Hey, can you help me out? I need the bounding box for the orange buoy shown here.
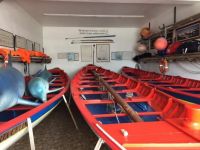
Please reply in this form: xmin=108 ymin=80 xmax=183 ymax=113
xmin=154 ymin=37 xmax=168 ymax=51
xmin=140 ymin=27 xmax=151 ymax=39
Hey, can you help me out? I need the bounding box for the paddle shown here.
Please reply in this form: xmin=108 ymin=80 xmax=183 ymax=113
xmin=91 ymin=70 xmax=143 ymax=122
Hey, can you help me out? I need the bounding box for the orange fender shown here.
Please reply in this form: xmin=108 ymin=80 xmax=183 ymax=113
xmin=159 ymin=58 xmax=168 ymax=74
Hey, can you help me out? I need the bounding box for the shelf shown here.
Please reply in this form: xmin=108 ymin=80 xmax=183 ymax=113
xmin=140 ymin=52 xmax=200 ymax=63
xmin=30 ymin=56 xmax=51 ymax=63
xmin=138 ymin=13 xmax=200 ymax=44
xmin=172 ymin=13 xmax=200 ymax=30
xmin=0 ymin=56 xmax=52 ymax=64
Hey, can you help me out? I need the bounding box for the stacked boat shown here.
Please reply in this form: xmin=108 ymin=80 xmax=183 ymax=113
xmin=0 ymin=68 xmax=70 ymax=149
xmin=122 ymin=66 xmax=200 ymax=105
xmin=71 ymin=65 xmax=200 ymax=150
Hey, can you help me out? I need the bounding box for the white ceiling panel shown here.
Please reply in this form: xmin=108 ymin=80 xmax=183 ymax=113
xmin=16 ymin=0 xmax=200 ymax=27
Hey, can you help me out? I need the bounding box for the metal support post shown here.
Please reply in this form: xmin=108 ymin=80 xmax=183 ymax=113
xmin=94 ymin=138 xmax=104 ymax=150
xmin=27 ymin=118 xmax=35 ymax=150
xmin=62 ymin=95 xmax=79 ymax=130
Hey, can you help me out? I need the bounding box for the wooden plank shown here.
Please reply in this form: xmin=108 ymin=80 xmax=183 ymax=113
xmin=91 ymin=70 xmax=143 ymax=122
xmin=0 ymin=55 xmax=51 ymax=63
xmin=140 ymin=52 xmax=200 ymax=63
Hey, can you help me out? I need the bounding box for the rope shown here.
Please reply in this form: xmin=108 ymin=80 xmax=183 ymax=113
xmin=111 ymin=98 xmax=120 ymax=124
xmin=109 ymin=92 xmax=120 ymax=124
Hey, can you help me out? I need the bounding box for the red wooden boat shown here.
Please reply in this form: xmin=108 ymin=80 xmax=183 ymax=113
xmin=122 ymin=66 xmax=200 ymax=105
xmin=0 ymin=68 xmax=70 ymax=149
xmin=71 ymin=65 xmax=200 ymax=150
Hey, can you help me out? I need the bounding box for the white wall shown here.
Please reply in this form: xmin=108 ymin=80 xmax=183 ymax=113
xmin=43 ymin=27 xmax=138 ymax=77
xmin=0 ymin=0 xmax=44 ymax=74
xmin=141 ymin=3 xmax=200 ymax=80
xmin=0 ymin=0 xmax=43 ymax=44
xmin=143 ymin=4 xmax=200 ymax=31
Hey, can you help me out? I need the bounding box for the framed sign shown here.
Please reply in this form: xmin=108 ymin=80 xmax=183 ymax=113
xmin=111 ymin=51 xmax=132 ymax=60
xmin=16 ymin=35 xmax=26 ymax=49
xmin=34 ymin=42 xmax=40 ymax=51
xmin=67 ymin=52 xmax=79 ymax=61
xmin=111 ymin=51 xmax=123 ymax=60
xmin=26 ymin=39 xmax=33 ymax=50
xmin=57 ymin=52 xmax=67 ymax=59
xmin=96 ymin=44 xmax=110 ymax=62
xmin=81 ymin=45 xmax=93 ymax=62
xmin=0 ymin=29 xmax=14 ymax=48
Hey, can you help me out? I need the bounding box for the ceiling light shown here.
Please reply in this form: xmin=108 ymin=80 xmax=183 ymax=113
xmin=43 ymin=13 xmax=145 ymax=18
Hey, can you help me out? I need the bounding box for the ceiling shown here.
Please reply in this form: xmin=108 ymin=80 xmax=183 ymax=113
xmin=16 ymin=0 xmax=200 ymax=27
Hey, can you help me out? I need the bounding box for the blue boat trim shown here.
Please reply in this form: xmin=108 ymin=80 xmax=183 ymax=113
xmin=31 ymin=98 xmax=61 ymax=122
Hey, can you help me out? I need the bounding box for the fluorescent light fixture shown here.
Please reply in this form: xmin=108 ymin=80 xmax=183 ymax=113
xmin=43 ymin=13 xmax=144 ymax=18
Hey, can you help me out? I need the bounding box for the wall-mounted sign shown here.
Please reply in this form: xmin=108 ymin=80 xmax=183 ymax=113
xmin=111 ymin=51 xmax=132 ymax=60
xmin=34 ymin=42 xmax=40 ymax=51
xmin=26 ymin=39 xmax=33 ymax=50
xmin=57 ymin=52 xmax=67 ymax=59
xmin=0 ymin=29 xmax=14 ymax=48
xmin=67 ymin=52 xmax=79 ymax=61
xmin=81 ymin=45 xmax=93 ymax=62
xmin=111 ymin=52 xmax=123 ymax=60
xmin=96 ymin=44 xmax=110 ymax=62
xmin=16 ymin=35 xmax=26 ymax=49
xmin=79 ymin=29 xmax=108 ymax=35
xmin=71 ymin=39 xmax=114 ymax=44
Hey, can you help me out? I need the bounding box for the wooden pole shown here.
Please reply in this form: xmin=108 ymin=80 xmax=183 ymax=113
xmin=66 ymin=35 xmax=116 ymax=40
xmin=173 ymin=6 xmax=177 ymax=42
xmin=91 ymin=70 xmax=143 ymax=122
xmin=174 ymin=6 xmax=177 ymax=25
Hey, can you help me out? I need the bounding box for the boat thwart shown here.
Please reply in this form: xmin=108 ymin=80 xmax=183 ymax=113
xmin=71 ymin=65 xmax=200 ymax=150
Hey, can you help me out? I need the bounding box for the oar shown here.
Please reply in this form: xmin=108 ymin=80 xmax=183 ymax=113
xmin=91 ymin=70 xmax=143 ymax=122
xmin=65 ymin=35 xmax=116 ymax=40
xmin=71 ymin=41 xmax=114 ymax=44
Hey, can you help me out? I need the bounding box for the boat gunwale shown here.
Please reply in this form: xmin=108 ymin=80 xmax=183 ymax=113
xmin=71 ymin=65 xmax=200 ymax=150
xmin=121 ymin=66 xmax=200 ymax=103
xmin=0 ymin=68 xmax=70 ymax=135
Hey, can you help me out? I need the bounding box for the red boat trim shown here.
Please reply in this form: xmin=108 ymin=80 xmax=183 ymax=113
xmin=71 ymin=65 xmax=200 ymax=150
xmin=0 ymin=68 xmax=70 ymax=137
xmin=95 ymin=123 xmax=126 ymax=150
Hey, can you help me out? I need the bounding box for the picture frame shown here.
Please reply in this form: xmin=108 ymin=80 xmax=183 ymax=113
xmin=111 ymin=51 xmax=132 ymax=60
xmin=96 ymin=44 xmax=110 ymax=62
xmin=57 ymin=52 xmax=67 ymax=59
xmin=26 ymin=39 xmax=33 ymax=50
xmin=111 ymin=52 xmax=123 ymax=60
xmin=67 ymin=52 xmax=79 ymax=61
xmin=74 ymin=53 xmax=79 ymax=61
xmin=34 ymin=42 xmax=40 ymax=51
xmin=81 ymin=45 xmax=93 ymax=62
xmin=15 ymin=35 xmax=26 ymax=49
xmin=0 ymin=29 xmax=14 ymax=48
